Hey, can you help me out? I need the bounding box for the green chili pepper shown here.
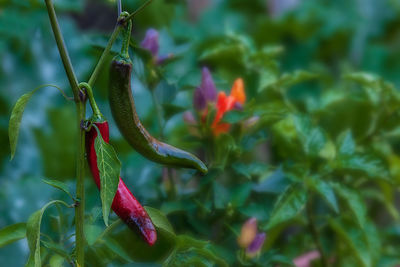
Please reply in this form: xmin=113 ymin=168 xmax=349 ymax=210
xmin=108 ymin=20 xmax=207 ymax=174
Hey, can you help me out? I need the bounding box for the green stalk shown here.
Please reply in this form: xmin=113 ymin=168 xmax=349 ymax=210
xmin=88 ymin=26 xmax=122 ymax=87
xmin=44 ymin=0 xmax=86 ymax=265
xmin=120 ymin=19 xmax=132 ymax=59
xmin=79 ymin=82 xmax=102 ymax=118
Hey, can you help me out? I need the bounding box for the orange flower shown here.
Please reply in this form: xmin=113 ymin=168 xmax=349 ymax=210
xmin=211 ymin=78 xmax=246 ymax=136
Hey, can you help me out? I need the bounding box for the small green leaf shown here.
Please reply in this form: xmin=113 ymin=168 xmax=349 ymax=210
xmin=332 ymin=184 xmax=366 ymax=228
xmin=266 ymin=185 xmax=307 ymax=229
xmin=0 ymin=223 xmax=26 ymax=248
xmin=9 ymin=85 xmax=71 ymax=160
xmin=26 ymin=200 xmax=69 ymax=267
xmin=42 ymin=179 xmax=74 ymax=200
xmin=94 ymin=132 xmax=121 ymax=226
xmin=144 ymin=206 xmax=175 ymax=236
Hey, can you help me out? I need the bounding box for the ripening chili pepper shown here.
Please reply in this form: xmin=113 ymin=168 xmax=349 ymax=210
xmin=108 ymin=20 xmax=208 ymax=174
xmin=81 ymin=82 xmax=157 ymax=246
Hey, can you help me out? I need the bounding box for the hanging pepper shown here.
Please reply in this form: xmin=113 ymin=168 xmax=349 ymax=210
xmin=81 ymin=82 xmax=157 ymax=246
xmin=108 ymin=19 xmax=208 ymax=174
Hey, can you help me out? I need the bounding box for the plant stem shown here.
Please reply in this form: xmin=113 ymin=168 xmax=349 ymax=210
xmin=44 ymin=0 xmax=86 ymax=265
xmin=306 ymin=198 xmax=328 ymax=267
xmin=44 ymin=0 xmax=80 ymax=100
xmin=88 ymin=25 xmax=122 ymax=87
xmin=125 ymin=0 xmax=154 ymax=21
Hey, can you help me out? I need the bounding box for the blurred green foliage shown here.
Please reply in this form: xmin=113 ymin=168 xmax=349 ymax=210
xmin=2 ymin=0 xmax=400 ymax=266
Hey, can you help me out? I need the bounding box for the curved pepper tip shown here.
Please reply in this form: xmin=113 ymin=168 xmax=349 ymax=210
xmin=197 ymin=161 xmax=208 ymax=175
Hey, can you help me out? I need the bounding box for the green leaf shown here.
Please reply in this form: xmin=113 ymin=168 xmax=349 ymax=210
xmin=9 ymin=84 xmax=70 ymax=160
xmin=329 ymin=218 xmax=379 ymax=267
xmin=307 ymin=177 xmax=339 ymax=213
xmin=26 ymin=200 xmax=69 ymax=267
xmin=334 ymin=153 xmax=389 ymax=180
xmin=162 ymin=103 xmax=187 ymax=120
xmin=279 ymin=70 xmax=318 ymax=88
xmin=144 ymin=206 xmax=175 ymax=236
xmin=96 ymin=219 xmax=176 ymax=263
xmin=222 ymin=111 xmax=248 ymax=124
xmin=84 ymin=224 xmax=103 ymax=246
xmin=337 ymin=130 xmax=355 ymax=156
xmin=94 ymin=132 xmax=121 ymax=226
xmin=332 ymin=184 xmax=366 ymax=228
xmin=266 ymin=185 xmax=307 ymax=229
xmin=294 ymin=115 xmax=327 ymax=157
xmin=42 ymin=179 xmax=74 ymax=200
xmin=0 ymin=223 xmax=26 ymax=248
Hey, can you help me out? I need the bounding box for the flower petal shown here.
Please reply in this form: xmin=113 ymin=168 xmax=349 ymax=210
xmin=141 ymin=28 xmax=159 ymax=58
xmin=230 ymin=78 xmax=246 ymax=104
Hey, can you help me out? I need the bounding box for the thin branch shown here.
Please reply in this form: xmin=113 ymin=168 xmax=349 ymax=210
xmin=44 ymin=0 xmax=80 ymax=101
xmin=44 ymin=1 xmax=86 ymax=266
xmin=88 ymin=26 xmax=122 ymax=87
xmin=125 ymin=0 xmax=154 ymax=21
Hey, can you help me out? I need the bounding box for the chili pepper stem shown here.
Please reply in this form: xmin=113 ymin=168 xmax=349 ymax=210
xmin=121 ymin=19 xmax=132 ymax=59
xmin=44 ymin=0 xmax=86 ymax=265
xmin=79 ymin=82 xmax=103 ymax=119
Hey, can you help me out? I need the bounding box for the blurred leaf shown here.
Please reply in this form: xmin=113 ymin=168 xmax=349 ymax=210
xmin=8 ymin=84 xmax=69 ymax=160
xmin=329 ymin=218 xmax=380 ymax=267
xmin=266 ymin=185 xmax=307 ymax=229
xmin=233 ymin=162 xmax=269 ymax=179
xmin=332 ymin=184 xmax=366 ymax=228
xmin=294 ymin=115 xmax=327 ymax=157
xmin=279 ymin=70 xmax=318 ymax=88
xmin=84 ymin=224 xmax=103 ymax=246
xmin=48 ymin=254 xmax=65 ymax=267
xmin=145 ymin=206 xmax=175 ymax=236
xmin=213 ymin=181 xmax=230 ymax=209
xmin=337 ymin=129 xmax=356 ymax=156
xmin=42 ymin=179 xmax=73 ymax=201
xmin=334 ymin=153 xmax=389 ymax=181
xmin=26 ymin=200 xmax=69 ymax=267
xmin=94 ymin=131 xmax=121 ymax=226
xmin=95 ymin=219 xmax=176 ymax=263
xmin=162 ymin=103 xmax=187 ymax=120
xmin=306 ymin=177 xmax=339 ymax=213
xmin=253 ymin=167 xmax=290 ymax=194
xmin=0 ymin=223 xmax=26 ymax=248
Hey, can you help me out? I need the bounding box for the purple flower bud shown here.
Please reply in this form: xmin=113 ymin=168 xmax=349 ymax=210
xmin=200 ymin=67 xmax=217 ymax=103
xmin=193 ymin=87 xmax=207 ymax=111
xmin=141 ymin=28 xmax=159 ymax=59
xmin=246 ymin=232 xmax=266 ymax=256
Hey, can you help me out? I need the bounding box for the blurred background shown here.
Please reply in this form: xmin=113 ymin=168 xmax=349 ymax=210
xmin=2 ymin=0 xmax=400 ymax=266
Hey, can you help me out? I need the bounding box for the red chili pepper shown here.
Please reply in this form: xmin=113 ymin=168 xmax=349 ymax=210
xmin=85 ymin=119 xmax=157 ymax=246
